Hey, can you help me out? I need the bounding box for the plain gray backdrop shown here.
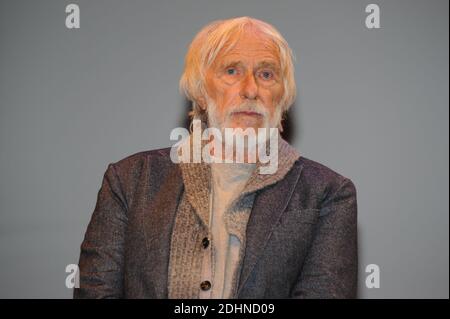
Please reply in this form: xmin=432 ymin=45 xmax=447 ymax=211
xmin=0 ymin=0 xmax=448 ymax=298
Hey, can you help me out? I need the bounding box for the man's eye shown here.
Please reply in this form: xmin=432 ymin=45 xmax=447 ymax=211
xmin=260 ymin=70 xmax=273 ymax=80
xmin=226 ymin=68 xmax=237 ymax=75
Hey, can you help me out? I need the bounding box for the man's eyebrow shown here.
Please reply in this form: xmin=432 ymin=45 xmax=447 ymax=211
xmin=256 ymin=61 xmax=280 ymax=70
xmin=219 ymin=60 xmax=280 ymax=70
xmin=220 ymin=60 xmax=243 ymax=68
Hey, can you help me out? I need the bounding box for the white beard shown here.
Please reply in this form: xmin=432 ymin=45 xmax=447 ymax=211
xmin=203 ymin=96 xmax=282 ymax=163
xmin=205 ymin=95 xmax=282 ymax=144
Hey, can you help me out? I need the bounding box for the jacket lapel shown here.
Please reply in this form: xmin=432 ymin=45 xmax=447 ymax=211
xmin=142 ymin=159 xmax=184 ymax=299
xmin=236 ymin=159 xmax=304 ymax=296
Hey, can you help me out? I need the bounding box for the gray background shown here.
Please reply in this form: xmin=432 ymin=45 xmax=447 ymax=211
xmin=0 ymin=0 xmax=448 ymax=298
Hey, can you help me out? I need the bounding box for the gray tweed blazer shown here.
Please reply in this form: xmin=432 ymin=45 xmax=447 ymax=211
xmin=74 ymin=145 xmax=358 ymax=299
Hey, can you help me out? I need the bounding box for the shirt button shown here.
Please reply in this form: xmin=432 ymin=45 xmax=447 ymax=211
xmin=201 ymin=237 xmax=210 ymax=249
xmin=200 ymin=280 xmax=211 ymax=291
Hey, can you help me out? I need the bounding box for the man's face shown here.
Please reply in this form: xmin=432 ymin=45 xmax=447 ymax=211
xmin=203 ymin=30 xmax=284 ymax=134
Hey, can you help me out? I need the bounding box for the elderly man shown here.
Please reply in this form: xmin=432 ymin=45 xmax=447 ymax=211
xmin=74 ymin=16 xmax=358 ymax=299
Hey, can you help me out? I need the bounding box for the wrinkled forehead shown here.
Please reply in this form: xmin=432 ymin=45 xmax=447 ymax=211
xmin=210 ymin=27 xmax=281 ymax=67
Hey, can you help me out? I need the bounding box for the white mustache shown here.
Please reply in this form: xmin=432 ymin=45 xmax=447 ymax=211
xmin=227 ymin=103 xmax=268 ymax=118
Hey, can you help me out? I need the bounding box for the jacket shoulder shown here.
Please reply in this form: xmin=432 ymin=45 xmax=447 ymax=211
xmin=115 ymin=146 xmax=171 ymax=163
xmin=110 ymin=146 xmax=174 ymax=172
xmin=101 ymin=147 xmax=177 ymax=204
xmin=297 ymin=156 xmax=352 ymax=183
xmin=294 ymin=156 xmax=356 ymax=208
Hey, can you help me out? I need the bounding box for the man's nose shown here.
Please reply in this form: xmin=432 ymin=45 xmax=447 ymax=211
xmin=240 ymin=73 xmax=258 ymax=100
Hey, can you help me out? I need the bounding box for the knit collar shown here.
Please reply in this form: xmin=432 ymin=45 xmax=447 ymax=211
xmin=178 ymin=131 xmax=301 ymax=230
